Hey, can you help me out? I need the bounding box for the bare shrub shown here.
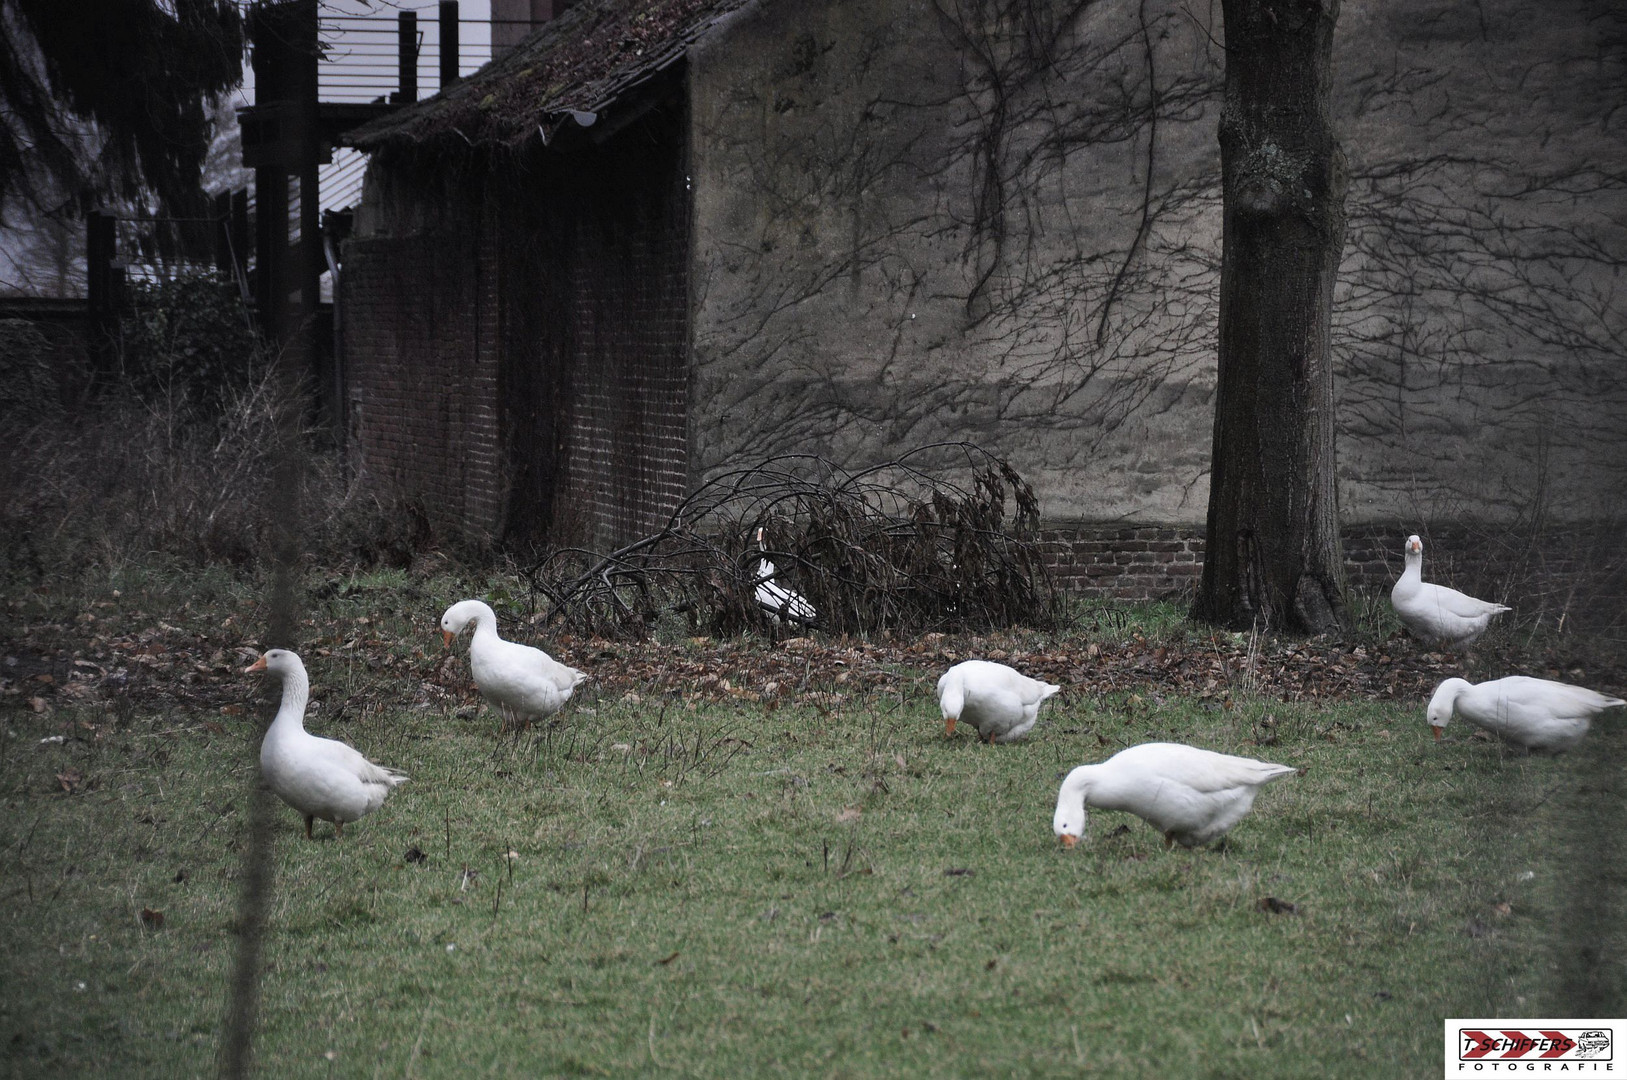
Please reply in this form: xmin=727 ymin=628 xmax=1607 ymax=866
xmin=116 ymin=273 xmax=262 ymax=422
xmin=0 ymin=360 xmax=431 ymax=578
xmin=525 ymin=443 xmax=1059 ymax=639
xmin=0 ymin=318 xmax=86 ymax=420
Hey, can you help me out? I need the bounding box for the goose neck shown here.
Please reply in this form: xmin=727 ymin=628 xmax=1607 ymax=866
xmin=470 ymin=614 xmax=501 ymax=645
xmin=271 ymin=667 xmax=310 ymax=732
xmin=1063 ymin=766 xmax=1098 ymax=805
xmin=1394 ymin=553 xmax=1422 ymax=594
xmin=1428 ymin=677 xmax=1470 ymax=717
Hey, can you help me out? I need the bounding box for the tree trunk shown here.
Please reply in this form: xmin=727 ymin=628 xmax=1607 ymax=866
xmin=1193 ymin=0 xmax=1349 ymax=633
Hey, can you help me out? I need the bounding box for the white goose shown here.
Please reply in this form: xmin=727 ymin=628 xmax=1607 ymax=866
xmin=1053 ymin=743 xmax=1296 ymax=849
xmin=1391 ymin=534 xmax=1510 ymax=646
xmin=937 ymin=660 xmax=1060 ymax=743
xmin=1427 ymin=676 xmax=1624 ymax=752
xmin=440 ymin=600 xmax=587 ymax=731
xmin=754 ymin=527 xmax=817 ymax=626
xmin=247 ymin=649 xmax=407 ymax=839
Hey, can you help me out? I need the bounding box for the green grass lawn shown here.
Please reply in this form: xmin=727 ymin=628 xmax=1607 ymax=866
xmin=1 ymin=568 xmax=1621 ymax=1077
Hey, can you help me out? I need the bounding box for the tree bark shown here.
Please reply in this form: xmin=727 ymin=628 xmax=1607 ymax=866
xmin=1193 ymin=0 xmax=1349 ymax=633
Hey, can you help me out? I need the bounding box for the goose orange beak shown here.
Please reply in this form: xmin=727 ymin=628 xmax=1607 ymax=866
xmin=244 ymin=655 xmax=267 ymax=674
xmin=1058 ymin=834 xmax=1078 ymax=849
xmin=442 ymin=630 xmax=454 ymax=649
xmin=1432 ymin=725 xmax=1442 ymax=741
xmin=944 ymin=716 xmax=957 ymax=737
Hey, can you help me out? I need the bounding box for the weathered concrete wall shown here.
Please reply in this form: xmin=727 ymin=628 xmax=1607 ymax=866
xmin=688 ymin=0 xmax=1627 ymax=526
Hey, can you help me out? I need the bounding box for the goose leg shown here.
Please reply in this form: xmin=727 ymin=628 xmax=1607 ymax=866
xmin=304 ymin=815 xmax=315 ymax=840
xmin=1163 ymin=831 xmax=1174 ymax=850
xmin=334 ymin=820 xmax=344 ymax=839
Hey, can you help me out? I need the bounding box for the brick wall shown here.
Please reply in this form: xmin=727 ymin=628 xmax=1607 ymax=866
xmin=343 ymin=82 xmax=690 ymax=551
xmin=1038 ymin=524 xmax=1206 ymax=601
xmin=551 ymin=102 xmax=690 ymax=548
xmin=1341 ymin=523 xmax=1627 ymax=629
xmin=1040 ymin=521 xmax=1626 ymax=627
xmin=342 ymin=219 xmax=505 ymax=542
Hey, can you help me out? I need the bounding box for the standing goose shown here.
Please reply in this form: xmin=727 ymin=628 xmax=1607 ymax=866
xmin=1390 ymin=534 xmax=1510 ymax=646
xmin=938 ymin=660 xmax=1061 ymax=743
xmin=248 ymin=649 xmax=407 ymax=839
xmin=1427 ymin=676 xmax=1624 ymax=752
xmin=1053 ymin=743 xmax=1296 ymax=849
xmin=754 ymin=527 xmax=817 ymax=627
xmin=440 ymin=600 xmax=587 ymax=731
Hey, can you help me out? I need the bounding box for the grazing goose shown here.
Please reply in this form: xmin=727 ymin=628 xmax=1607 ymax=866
xmin=754 ymin=527 xmax=817 ymax=627
xmin=1053 ymin=743 xmax=1296 ymax=849
xmin=248 ymin=649 xmax=407 ymax=839
xmin=937 ymin=660 xmax=1061 ymax=743
xmin=440 ymin=600 xmax=586 ymax=731
xmin=1390 ymin=534 xmax=1510 ymax=646
xmin=1427 ymin=676 xmax=1624 ymax=752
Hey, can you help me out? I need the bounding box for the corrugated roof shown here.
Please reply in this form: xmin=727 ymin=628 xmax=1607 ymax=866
xmin=344 ymin=0 xmax=752 ymax=152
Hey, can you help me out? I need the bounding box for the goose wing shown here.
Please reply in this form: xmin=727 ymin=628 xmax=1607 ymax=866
xmin=1115 ymin=743 xmax=1294 ymax=793
xmin=475 ymin=637 xmax=582 ymax=714
xmin=1497 ymin=676 xmax=1625 ymax=718
xmin=1417 ymin=582 xmax=1508 ymax=620
xmin=310 ymin=733 xmax=408 ymax=787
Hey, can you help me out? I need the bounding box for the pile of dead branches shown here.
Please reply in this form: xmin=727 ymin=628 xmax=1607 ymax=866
xmin=524 ymin=444 xmax=1059 ymax=639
